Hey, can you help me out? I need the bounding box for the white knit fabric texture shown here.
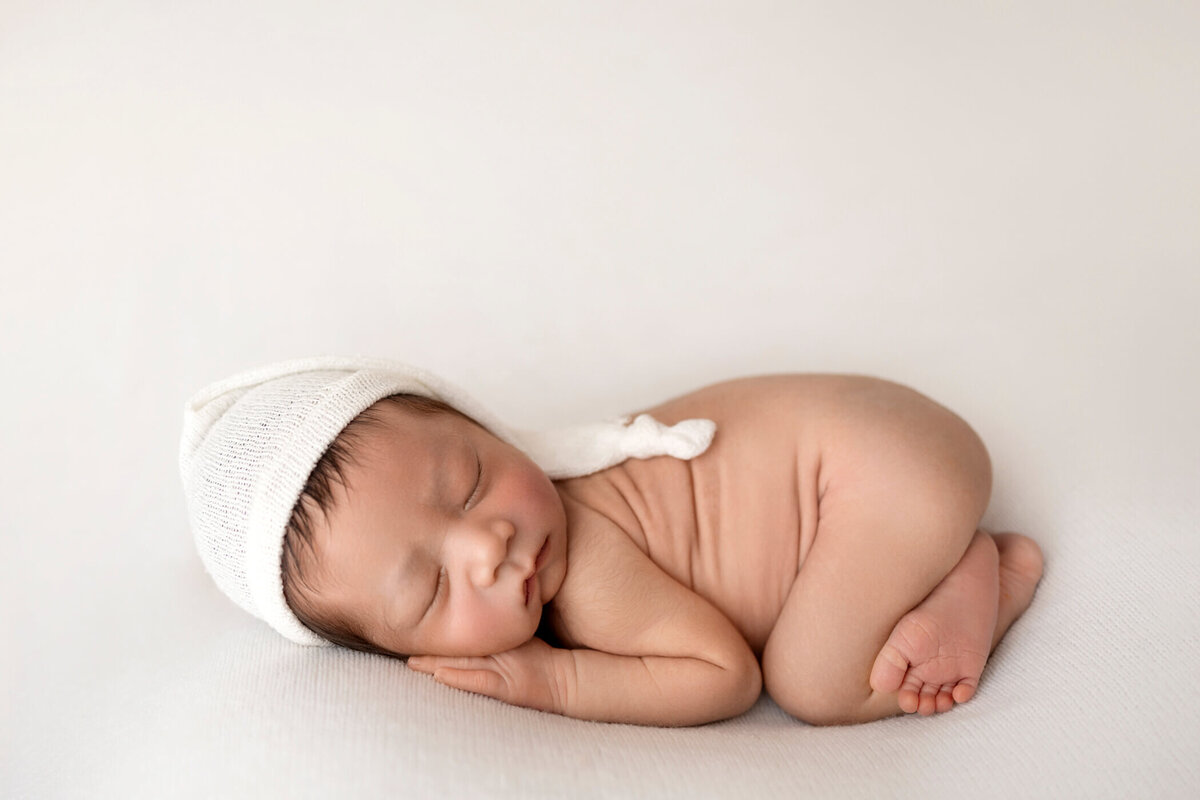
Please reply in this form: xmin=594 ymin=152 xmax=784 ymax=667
xmin=178 ymin=355 xmax=716 ymax=647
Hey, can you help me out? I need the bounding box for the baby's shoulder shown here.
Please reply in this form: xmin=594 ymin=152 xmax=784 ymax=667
xmin=545 ymin=492 xmax=755 ymax=663
xmin=545 ymin=493 xmax=646 ymax=648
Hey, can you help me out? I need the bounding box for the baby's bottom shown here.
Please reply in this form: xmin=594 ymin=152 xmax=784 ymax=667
xmin=761 ymin=480 xmax=1043 ymax=726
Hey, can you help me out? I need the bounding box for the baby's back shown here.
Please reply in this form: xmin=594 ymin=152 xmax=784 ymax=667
xmin=552 ymin=374 xmax=859 ymax=654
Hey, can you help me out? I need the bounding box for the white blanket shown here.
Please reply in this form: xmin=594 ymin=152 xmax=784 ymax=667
xmin=8 ymin=469 xmax=1197 ymax=798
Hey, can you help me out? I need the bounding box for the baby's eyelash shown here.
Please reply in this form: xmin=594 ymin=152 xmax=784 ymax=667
xmin=428 ymin=567 xmax=446 ymax=613
xmin=464 ymin=453 xmax=483 ymax=509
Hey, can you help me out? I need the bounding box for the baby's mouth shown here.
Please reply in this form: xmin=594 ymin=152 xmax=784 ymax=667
xmin=524 ymin=537 xmax=549 ymax=605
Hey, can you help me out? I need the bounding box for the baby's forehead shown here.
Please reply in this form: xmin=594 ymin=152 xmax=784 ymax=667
xmin=326 ymin=409 xmax=476 ymax=529
xmin=353 ymin=404 xmax=470 ymax=464
xmin=360 ymin=398 xmax=466 ymax=438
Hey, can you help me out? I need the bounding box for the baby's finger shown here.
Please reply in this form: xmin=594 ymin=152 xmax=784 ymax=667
xmin=432 ymin=667 xmax=507 ymax=700
xmin=407 ymin=655 xmax=485 ymax=673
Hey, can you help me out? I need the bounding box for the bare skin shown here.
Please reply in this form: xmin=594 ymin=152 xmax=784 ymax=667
xmin=331 ymin=374 xmax=1043 ymax=725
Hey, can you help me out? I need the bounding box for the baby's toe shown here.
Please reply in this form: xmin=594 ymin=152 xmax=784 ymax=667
xmin=935 ymin=684 xmax=956 ymax=713
xmin=898 ymin=675 xmax=923 ymax=713
xmin=918 ymin=684 xmax=939 ymax=716
xmin=952 ymin=678 xmax=978 ymax=704
xmin=869 ymin=644 xmax=910 ymax=694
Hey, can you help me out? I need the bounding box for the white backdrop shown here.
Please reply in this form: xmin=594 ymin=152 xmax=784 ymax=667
xmin=3 ymin=1 xmax=1198 ymax=798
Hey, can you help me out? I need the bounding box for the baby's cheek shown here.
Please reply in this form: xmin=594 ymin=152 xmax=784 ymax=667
xmin=444 ymin=613 xmax=527 ymax=656
xmin=509 ymin=464 xmax=555 ymax=514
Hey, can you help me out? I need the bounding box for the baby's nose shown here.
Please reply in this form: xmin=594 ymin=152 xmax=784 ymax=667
xmin=460 ymin=517 xmax=516 ymax=587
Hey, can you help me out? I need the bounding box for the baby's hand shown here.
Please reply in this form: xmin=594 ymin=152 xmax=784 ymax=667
xmin=407 ymin=638 xmax=574 ymax=715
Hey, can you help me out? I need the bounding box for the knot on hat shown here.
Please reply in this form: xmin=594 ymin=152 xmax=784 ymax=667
xmin=618 ymin=414 xmax=717 ymax=460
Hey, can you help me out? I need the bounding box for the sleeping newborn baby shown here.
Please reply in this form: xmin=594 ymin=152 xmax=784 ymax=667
xmin=180 ymin=357 xmax=1043 ymax=727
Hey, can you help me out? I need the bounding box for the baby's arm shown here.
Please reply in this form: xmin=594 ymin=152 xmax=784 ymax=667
xmin=407 ymin=502 xmax=762 ymax=726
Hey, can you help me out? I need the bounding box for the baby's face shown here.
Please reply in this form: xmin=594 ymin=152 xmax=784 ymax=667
xmin=307 ymin=401 xmax=568 ymax=658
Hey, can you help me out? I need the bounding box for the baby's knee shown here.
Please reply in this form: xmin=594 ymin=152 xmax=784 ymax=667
xmin=762 ymin=637 xmax=869 ymax=725
xmin=766 ymin=672 xmax=901 ymax=726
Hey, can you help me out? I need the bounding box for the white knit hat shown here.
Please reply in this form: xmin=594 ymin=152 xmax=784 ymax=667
xmin=178 ymin=355 xmax=717 ymax=646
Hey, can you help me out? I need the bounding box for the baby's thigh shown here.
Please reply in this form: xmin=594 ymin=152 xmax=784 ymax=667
xmin=762 ymin=384 xmax=992 ymax=723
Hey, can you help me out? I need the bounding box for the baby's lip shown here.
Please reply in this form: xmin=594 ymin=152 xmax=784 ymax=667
xmin=523 ymin=537 xmax=549 ymax=605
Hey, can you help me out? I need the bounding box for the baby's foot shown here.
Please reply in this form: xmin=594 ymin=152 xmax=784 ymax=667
xmin=988 ymin=532 xmax=1045 ymax=653
xmin=869 ymin=529 xmax=1000 ymax=716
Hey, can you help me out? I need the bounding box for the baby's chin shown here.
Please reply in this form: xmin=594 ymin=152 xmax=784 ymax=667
xmin=455 ymin=617 xmax=544 ymax=658
xmin=504 ymin=609 xmax=546 ymax=653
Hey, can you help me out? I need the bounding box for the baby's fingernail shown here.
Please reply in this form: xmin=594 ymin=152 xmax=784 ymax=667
xmin=408 ymin=658 xmax=426 ymax=669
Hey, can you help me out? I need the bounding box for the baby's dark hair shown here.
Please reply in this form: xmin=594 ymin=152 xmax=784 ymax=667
xmin=280 ymin=393 xmax=475 ymax=659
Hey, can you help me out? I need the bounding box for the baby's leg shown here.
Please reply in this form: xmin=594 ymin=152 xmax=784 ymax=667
xmin=762 ymin=486 xmax=989 ymax=725
xmin=869 ymin=528 xmax=1044 ymax=715
xmin=869 ymin=528 xmax=999 ymax=713
xmin=760 ymin=419 xmax=1004 ymax=723
xmin=761 ymin=377 xmax=999 ymax=726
